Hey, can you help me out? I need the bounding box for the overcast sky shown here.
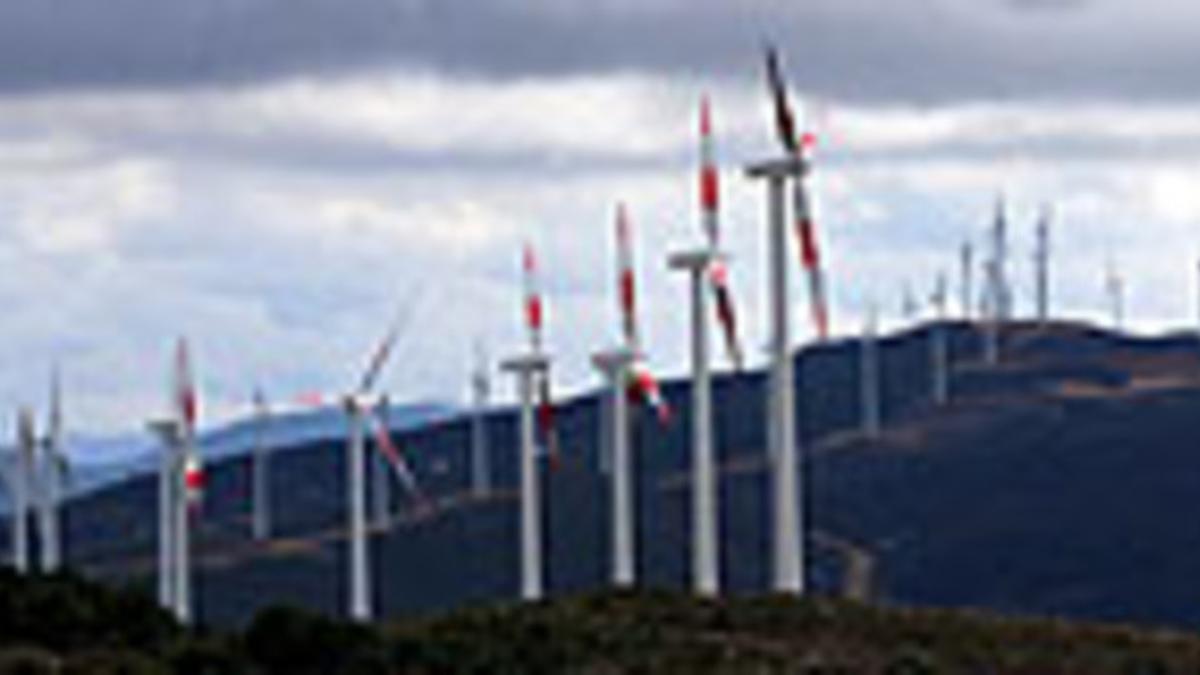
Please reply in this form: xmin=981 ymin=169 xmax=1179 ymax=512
xmin=3 ymin=0 xmax=1200 ymax=442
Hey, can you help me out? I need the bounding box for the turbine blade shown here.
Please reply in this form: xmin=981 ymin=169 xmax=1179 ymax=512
xmin=365 ymin=410 xmax=427 ymax=506
xmin=699 ymin=95 xmax=720 ymax=246
xmin=48 ymin=365 xmax=69 ymax=478
xmin=17 ymin=407 xmax=35 ymax=459
xmin=628 ymin=363 xmax=671 ymax=426
xmin=793 ymin=191 xmax=830 ymax=340
xmin=708 ymin=261 xmax=745 ymax=370
xmin=765 ymin=44 xmax=798 ymax=154
xmin=765 ymin=43 xmax=831 ymax=339
xmin=356 ymin=319 xmax=403 ymax=395
xmin=536 ymin=373 xmax=561 ymax=469
xmin=615 ymin=202 xmax=638 ymax=350
xmin=523 ymin=242 xmax=544 ymax=353
xmin=184 ymin=453 xmax=205 ymax=507
xmin=294 ymin=390 xmax=325 ymax=408
xmin=174 ymin=338 xmax=198 ymax=434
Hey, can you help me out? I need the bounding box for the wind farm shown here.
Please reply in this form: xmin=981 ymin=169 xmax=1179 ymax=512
xmin=2 ymin=2 xmax=1200 ymax=671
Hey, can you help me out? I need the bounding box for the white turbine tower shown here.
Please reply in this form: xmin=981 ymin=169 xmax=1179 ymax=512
xmin=984 ymin=198 xmax=1008 ymax=365
xmin=251 ymin=387 xmax=271 ymax=542
xmin=1035 ymin=206 xmax=1051 ymax=326
xmin=901 ymin=282 xmax=918 ymax=322
xmin=470 ymin=342 xmax=491 ymax=498
xmin=501 ymin=242 xmax=555 ymax=601
xmin=930 ymin=273 xmax=950 ymax=406
xmin=37 ymin=366 xmax=68 ymax=572
xmin=1105 ymin=258 xmax=1124 ymax=331
xmin=9 ymin=408 xmax=35 ymax=573
xmin=591 ymin=346 xmax=635 ymax=587
xmin=961 ymin=241 xmax=973 ymax=321
xmin=150 ymin=417 xmax=178 ymax=612
xmin=860 ymin=301 xmax=881 ymax=438
xmin=668 ymin=245 xmax=720 ymax=596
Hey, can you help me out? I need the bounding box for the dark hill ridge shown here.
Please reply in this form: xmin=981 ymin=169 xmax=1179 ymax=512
xmin=7 ymin=320 xmax=1200 ymax=629
xmin=5 ymin=571 xmax=1200 ymax=672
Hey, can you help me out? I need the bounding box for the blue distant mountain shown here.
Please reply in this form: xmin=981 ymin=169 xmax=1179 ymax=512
xmin=1 ymin=401 xmax=457 ymax=511
xmin=10 ymin=321 xmax=1200 ymax=631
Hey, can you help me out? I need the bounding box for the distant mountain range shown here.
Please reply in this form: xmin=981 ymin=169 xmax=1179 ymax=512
xmin=7 ymin=320 xmax=1200 ymax=632
xmin=1 ymin=401 xmax=457 ymax=510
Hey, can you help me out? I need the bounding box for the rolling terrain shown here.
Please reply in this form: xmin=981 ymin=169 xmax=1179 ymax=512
xmin=7 ymin=320 xmax=1200 ymax=630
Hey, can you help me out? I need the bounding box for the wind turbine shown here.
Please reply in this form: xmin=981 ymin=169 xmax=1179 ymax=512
xmin=149 ymin=337 xmax=204 ymax=624
xmin=594 ymin=202 xmax=670 ymax=588
xmin=7 ymin=407 xmax=35 ymax=573
xmin=36 ymin=366 xmax=68 ymax=572
xmin=983 ymin=198 xmax=1008 ymax=365
xmin=175 ymin=339 xmax=203 ymax=624
xmin=342 ymin=309 xmax=424 ymax=621
xmin=501 ymin=242 xmax=554 ymax=601
xmin=930 ymin=273 xmax=950 ymax=406
xmin=744 ymin=43 xmax=826 ymax=595
xmin=251 ymin=387 xmax=271 ymax=542
xmin=901 ymin=282 xmax=918 ymax=322
xmin=699 ymin=96 xmax=746 ymax=371
xmin=1035 ymin=206 xmax=1051 ymax=326
xmin=662 ymin=94 xmax=755 ymax=596
xmin=1105 ymin=257 xmax=1124 ymax=330
xmin=961 ymin=241 xmax=974 ymax=321
xmin=860 ymin=301 xmax=881 ymax=438
xmin=592 ymin=205 xmax=638 ymax=586
xmin=469 ymin=341 xmax=491 ymax=498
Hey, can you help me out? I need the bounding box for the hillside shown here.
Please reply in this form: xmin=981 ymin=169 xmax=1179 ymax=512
xmin=7 ymin=320 xmax=1200 ymax=630
xmin=2 ymin=571 xmax=1200 ymax=673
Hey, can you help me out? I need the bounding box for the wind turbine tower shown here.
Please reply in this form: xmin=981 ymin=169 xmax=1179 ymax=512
xmin=860 ymin=301 xmax=881 ymax=438
xmin=1035 ymin=206 xmax=1051 ymax=325
xmin=37 ymin=367 xmax=67 ymax=572
xmin=961 ymin=241 xmax=973 ymax=320
xmin=251 ymin=388 xmax=271 ymax=541
xmin=983 ymin=198 xmax=1008 ymax=365
xmin=931 ymin=273 xmax=950 ymax=406
xmin=11 ymin=408 xmax=35 ymax=573
xmin=149 ymin=417 xmax=181 ymax=614
xmin=993 ymin=196 xmax=1011 ymax=322
xmin=1106 ymin=258 xmax=1124 ymax=330
xmin=591 ymin=347 xmax=636 ymax=587
xmin=470 ymin=342 xmax=491 ymax=498
xmin=668 ymin=247 xmax=721 ymax=596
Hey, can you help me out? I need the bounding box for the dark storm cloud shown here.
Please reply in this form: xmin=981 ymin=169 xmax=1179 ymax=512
xmin=0 ymin=0 xmax=1195 ymax=103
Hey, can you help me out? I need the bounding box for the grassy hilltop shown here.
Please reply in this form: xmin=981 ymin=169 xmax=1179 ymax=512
xmin=2 ymin=569 xmax=1200 ymax=673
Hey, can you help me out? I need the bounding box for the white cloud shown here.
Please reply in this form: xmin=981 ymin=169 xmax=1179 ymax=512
xmin=1 ymin=71 xmax=1199 ymax=445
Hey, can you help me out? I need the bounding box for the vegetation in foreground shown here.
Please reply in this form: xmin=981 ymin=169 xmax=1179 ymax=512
xmin=2 ymin=567 xmax=1199 ymax=673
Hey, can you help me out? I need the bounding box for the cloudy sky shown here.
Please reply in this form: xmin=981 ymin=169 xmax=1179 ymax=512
xmin=3 ymin=0 xmax=1200 ymax=440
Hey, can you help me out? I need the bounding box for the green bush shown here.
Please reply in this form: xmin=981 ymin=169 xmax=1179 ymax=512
xmin=245 ymin=605 xmax=384 ymax=675
xmin=0 ymin=646 xmax=58 ymax=675
xmin=62 ymin=649 xmax=169 ymax=675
